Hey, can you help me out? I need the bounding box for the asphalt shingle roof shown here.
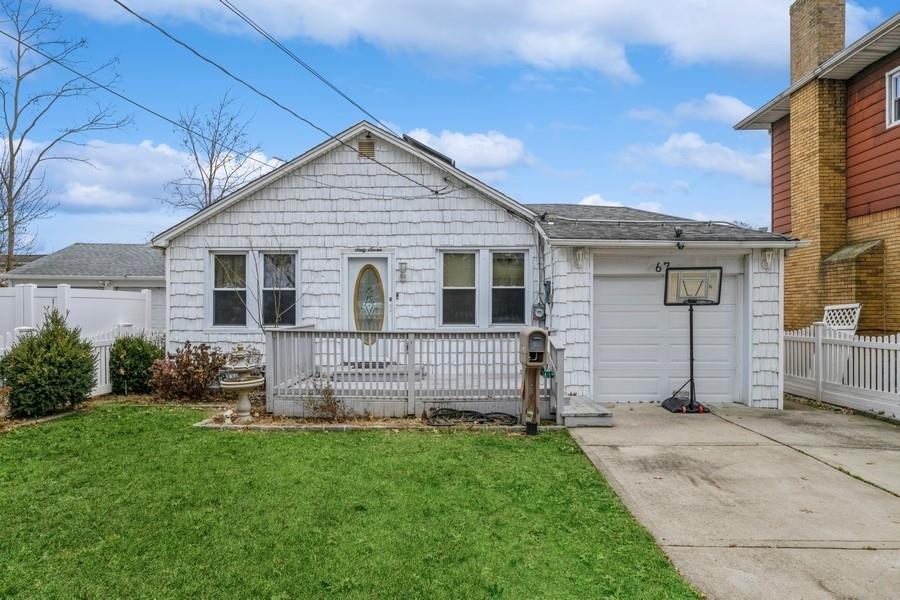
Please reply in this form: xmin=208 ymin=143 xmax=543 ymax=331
xmin=4 ymin=243 xmax=164 ymax=278
xmin=525 ymin=204 xmax=796 ymax=243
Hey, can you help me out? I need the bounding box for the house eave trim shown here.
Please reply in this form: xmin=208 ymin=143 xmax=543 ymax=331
xmin=547 ymin=239 xmax=805 ymax=249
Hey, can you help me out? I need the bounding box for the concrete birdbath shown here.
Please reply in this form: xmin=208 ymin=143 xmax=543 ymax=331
xmin=220 ymin=345 xmax=265 ymax=425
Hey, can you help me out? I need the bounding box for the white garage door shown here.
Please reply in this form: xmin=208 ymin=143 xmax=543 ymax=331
xmin=593 ymin=275 xmax=739 ymax=404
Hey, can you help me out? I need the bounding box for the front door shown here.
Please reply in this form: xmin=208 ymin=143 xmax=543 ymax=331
xmin=347 ymin=257 xmax=390 ymax=331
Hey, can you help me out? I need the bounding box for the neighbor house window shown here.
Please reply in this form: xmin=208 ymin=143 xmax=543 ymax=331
xmin=491 ymin=252 xmax=525 ymax=324
xmin=212 ymin=254 xmax=247 ymax=326
xmin=890 ymin=68 xmax=900 ymax=127
xmin=442 ymin=252 xmax=477 ymax=325
xmin=262 ymin=253 xmax=296 ymax=326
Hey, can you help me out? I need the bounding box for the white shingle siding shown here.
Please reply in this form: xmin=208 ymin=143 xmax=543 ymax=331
xmin=547 ymin=246 xmax=592 ymax=398
xmin=749 ymin=248 xmax=783 ymax=408
xmin=166 ymin=140 xmax=541 ymax=352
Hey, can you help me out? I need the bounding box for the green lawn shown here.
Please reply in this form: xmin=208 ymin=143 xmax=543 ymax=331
xmin=0 ymin=404 xmax=696 ymax=599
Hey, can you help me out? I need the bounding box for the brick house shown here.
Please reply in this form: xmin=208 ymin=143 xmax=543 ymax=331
xmin=737 ymin=0 xmax=900 ymax=333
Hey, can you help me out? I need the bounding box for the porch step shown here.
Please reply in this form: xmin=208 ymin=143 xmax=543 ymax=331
xmin=561 ymin=398 xmax=613 ymax=427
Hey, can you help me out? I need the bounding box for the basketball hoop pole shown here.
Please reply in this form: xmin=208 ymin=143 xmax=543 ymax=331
xmin=688 ymin=302 xmax=696 ymax=409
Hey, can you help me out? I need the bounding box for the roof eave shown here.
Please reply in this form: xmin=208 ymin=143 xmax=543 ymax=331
xmin=735 ymin=12 xmax=900 ymax=131
xmin=546 ymin=238 xmax=805 ymax=249
xmin=2 ymin=273 xmax=165 ymax=281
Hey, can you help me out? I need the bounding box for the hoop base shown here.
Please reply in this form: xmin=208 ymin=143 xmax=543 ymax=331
xmin=661 ymin=395 xmax=709 ymax=414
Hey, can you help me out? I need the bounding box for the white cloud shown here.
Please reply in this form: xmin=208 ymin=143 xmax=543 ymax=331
xmin=578 ymin=193 xmax=663 ymax=213
xmin=673 ymin=93 xmax=754 ymax=124
xmin=43 ymin=139 xmax=188 ymax=212
xmin=629 ymin=93 xmax=753 ymax=127
xmin=636 ymin=132 xmax=770 ymax=185
xmin=847 ymin=2 xmax=883 ymax=44
xmin=28 ymin=138 xmax=275 ymax=213
xmin=407 ymin=128 xmax=532 ymax=181
xmin=51 ymin=0 xmax=880 ymax=80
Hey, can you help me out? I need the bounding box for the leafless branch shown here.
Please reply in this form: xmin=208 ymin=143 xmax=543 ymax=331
xmin=0 ymin=0 xmax=130 ymax=269
xmin=164 ymin=92 xmax=264 ymax=212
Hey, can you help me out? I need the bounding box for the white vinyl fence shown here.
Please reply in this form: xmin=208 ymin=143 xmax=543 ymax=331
xmin=1 ymin=284 xmax=159 ymax=398
xmin=785 ymin=322 xmax=900 ymax=420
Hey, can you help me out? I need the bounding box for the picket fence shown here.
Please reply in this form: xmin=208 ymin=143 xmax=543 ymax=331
xmin=785 ymin=322 xmax=900 ymax=420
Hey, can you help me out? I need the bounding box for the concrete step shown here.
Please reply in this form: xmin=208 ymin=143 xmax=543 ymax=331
xmin=561 ymin=399 xmax=613 ymax=427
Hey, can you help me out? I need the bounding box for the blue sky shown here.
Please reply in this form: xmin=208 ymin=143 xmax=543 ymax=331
xmin=18 ymin=0 xmax=895 ymax=251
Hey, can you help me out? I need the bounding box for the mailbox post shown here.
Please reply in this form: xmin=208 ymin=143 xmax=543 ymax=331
xmin=519 ymin=327 xmax=549 ymax=435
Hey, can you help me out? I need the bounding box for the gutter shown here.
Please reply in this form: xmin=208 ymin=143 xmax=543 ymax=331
xmin=2 ymin=274 xmax=165 ymax=282
xmin=547 ymin=239 xmax=807 ymax=250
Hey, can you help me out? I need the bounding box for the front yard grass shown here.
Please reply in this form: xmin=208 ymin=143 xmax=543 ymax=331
xmin=0 ymin=403 xmax=696 ymax=599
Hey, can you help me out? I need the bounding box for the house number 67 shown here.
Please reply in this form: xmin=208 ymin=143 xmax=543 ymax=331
xmin=655 ymin=261 xmax=670 ymax=273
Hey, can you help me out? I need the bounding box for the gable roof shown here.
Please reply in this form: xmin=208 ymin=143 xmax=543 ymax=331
xmin=527 ymin=204 xmax=800 ymax=247
xmin=151 ymin=121 xmax=538 ymax=247
xmin=3 ymin=243 xmax=164 ymax=280
xmin=736 ymin=12 xmax=900 ymax=130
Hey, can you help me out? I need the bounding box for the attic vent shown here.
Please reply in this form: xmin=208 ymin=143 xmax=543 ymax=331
xmin=358 ymin=134 xmax=375 ymax=159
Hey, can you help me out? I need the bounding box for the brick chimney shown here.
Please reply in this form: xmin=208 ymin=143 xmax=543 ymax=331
xmin=790 ymin=0 xmax=845 ymax=82
xmin=783 ymin=0 xmax=850 ymax=329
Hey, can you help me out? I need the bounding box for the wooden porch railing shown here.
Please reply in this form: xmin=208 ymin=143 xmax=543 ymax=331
xmin=265 ymin=329 xmax=564 ymax=419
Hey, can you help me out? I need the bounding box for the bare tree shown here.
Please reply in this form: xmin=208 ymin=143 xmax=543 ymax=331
xmin=165 ymin=93 xmax=264 ymax=212
xmin=0 ymin=0 xmax=128 ymax=270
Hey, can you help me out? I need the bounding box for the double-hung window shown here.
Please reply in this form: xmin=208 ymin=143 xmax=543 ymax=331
xmin=440 ymin=250 xmax=527 ymax=327
xmin=491 ymin=252 xmax=526 ymax=325
xmin=212 ymin=254 xmax=247 ymax=326
xmin=262 ymin=253 xmax=297 ymax=326
xmin=442 ymin=252 xmax=477 ymax=325
xmin=889 ymin=68 xmax=900 ymax=128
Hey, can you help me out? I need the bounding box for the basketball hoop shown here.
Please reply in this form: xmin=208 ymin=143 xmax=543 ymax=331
xmin=662 ymin=267 xmax=723 ymax=414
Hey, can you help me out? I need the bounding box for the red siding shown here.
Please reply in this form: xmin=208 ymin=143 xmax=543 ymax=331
xmin=771 ymin=116 xmax=791 ymax=234
xmin=847 ymin=48 xmax=900 ymax=218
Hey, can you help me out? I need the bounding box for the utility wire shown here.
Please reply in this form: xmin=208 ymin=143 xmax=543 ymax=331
xmin=0 ymin=27 xmax=404 ymax=201
xmin=217 ymin=0 xmax=397 ymax=136
xmin=111 ymin=0 xmax=443 ymax=195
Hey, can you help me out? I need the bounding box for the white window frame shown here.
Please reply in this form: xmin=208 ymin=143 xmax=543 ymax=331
xmin=209 ymin=251 xmax=249 ymax=329
xmin=489 ymin=250 xmax=528 ymax=326
xmin=258 ymin=250 xmax=300 ymax=328
xmin=438 ymin=250 xmax=479 ymax=327
xmin=887 ymin=66 xmax=900 ymax=129
xmin=436 ymin=248 xmax=530 ymax=329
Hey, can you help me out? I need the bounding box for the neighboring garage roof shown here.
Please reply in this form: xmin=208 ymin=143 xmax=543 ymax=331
xmin=736 ymin=12 xmax=900 ymax=130
xmin=526 ymin=204 xmax=799 ymax=247
xmin=3 ymin=243 xmax=165 ymax=280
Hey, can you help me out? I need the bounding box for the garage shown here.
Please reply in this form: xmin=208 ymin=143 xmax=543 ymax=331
xmin=592 ymin=255 xmax=742 ymax=404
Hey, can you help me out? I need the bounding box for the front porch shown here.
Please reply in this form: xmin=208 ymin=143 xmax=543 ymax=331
xmin=265 ymin=328 xmax=566 ymax=419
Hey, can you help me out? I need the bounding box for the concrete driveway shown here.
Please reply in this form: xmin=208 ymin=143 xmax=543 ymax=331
xmin=571 ymin=400 xmax=900 ymax=599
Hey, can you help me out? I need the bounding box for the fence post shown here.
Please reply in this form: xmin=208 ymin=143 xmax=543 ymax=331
xmin=265 ymin=329 xmax=274 ymax=413
xmin=554 ymin=345 xmax=566 ymax=425
xmin=55 ymin=284 xmax=71 ymax=315
xmin=141 ymin=289 xmax=153 ymax=332
xmin=406 ymin=332 xmax=416 ymax=416
xmin=14 ymin=284 xmax=36 ymax=329
xmin=814 ymin=321 xmax=825 ymax=401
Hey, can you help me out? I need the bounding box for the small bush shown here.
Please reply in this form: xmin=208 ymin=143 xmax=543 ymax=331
xmin=110 ymin=335 xmax=165 ymax=395
xmin=304 ymin=379 xmax=348 ymax=420
xmin=150 ymin=342 xmax=225 ymax=402
xmin=0 ymin=309 xmax=96 ymax=417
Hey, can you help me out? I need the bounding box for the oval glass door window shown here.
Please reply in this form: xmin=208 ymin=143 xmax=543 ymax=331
xmin=353 ymin=264 xmax=385 ymax=333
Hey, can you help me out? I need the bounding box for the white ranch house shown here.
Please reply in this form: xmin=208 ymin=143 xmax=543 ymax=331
xmin=152 ymin=121 xmax=799 ymax=419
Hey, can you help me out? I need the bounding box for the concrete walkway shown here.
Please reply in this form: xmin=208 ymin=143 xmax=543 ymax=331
xmin=571 ymin=400 xmax=900 ymax=599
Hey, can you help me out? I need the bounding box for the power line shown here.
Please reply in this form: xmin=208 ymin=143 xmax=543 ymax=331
xmin=217 ymin=0 xmax=397 ymax=136
xmin=0 ymin=27 xmax=400 ymax=201
xmin=111 ymin=0 xmax=443 ymax=195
